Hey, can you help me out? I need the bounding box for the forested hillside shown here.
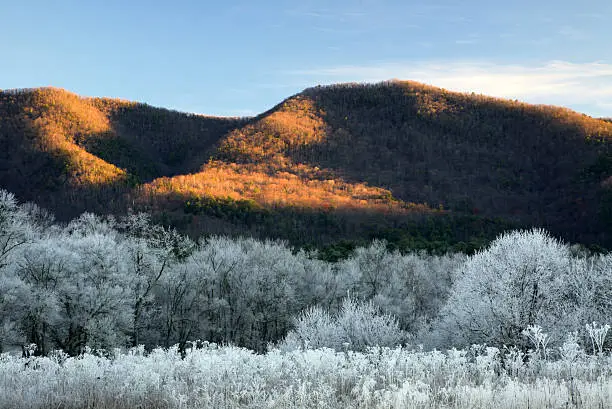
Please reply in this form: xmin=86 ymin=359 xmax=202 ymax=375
xmin=0 ymin=87 xmax=244 ymax=219
xmin=1 ymin=82 xmax=611 ymax=253
xmin=204 ymin=81 xmax=612 ymax=247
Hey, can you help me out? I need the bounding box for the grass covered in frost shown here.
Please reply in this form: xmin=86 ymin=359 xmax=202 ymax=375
xmin=1 ymin=344 xmax=610 ymax=409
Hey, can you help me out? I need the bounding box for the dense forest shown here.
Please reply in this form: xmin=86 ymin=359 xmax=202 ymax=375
xmin=1 ymin=190 xmax=610 ymax=357
xmin=211 ymin=81 xmax=612 ymax=248
xmin=1 ymin=82 xmax=611 ymax=255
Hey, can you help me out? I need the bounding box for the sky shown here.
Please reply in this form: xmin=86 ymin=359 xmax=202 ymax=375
xmin=2 ymin=0 xmax=611 ymax=117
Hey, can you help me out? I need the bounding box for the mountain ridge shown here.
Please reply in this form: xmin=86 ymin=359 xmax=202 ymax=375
xmin=1 ymin=81 xmax=610 ymax=253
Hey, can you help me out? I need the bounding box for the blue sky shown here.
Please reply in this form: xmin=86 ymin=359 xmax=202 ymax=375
xmin=2 ymin=0 xmax=611 ymax=117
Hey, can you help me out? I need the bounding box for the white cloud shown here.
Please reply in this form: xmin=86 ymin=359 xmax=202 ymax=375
xmin=289 ymin=60 xmax=612 ymax=117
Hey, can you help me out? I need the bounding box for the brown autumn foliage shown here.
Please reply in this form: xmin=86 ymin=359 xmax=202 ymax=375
xmin=0 ymin=82 xmax=610 ymax=251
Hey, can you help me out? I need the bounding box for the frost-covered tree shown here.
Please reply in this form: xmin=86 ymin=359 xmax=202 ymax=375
xmin=14 ymin=238 xmax=65 ymax=355
xmin=65 ymin=212 xmax=117 ymax=238
xmin=333 ymin=242 xmax=463 ymax=334
xmin=0 ymin=190 xmax=36 ymax=271
xmin=281 ymin=296 xmax=407 ymax=351
xmin=341 ymin=240 xmax=395 ymax=299
xmin=0 ymin=269 xmax=25 ymax=352
xmin=18 ymin=229 xmax=132 ymax=355
xmin=120 ymin=213 xmax=194 ymax=347
xmin=235 ymin=238 xmax=298 ymax=349
xmin=157 ymin=262 xmax=207 ymax=352
xmin=370 ymin=251 xmax=462 ymax=334
xmin=182 ymin=236 xmax=246 ymax=345
xmin=0 ymin=190 xmax=39 ymax=352
xmin=433 ymin=229 xmax=574 ymax=348
xmin=292 ymin=251 xmax=342 ymax=310
xmin=58 ymin=232 xmax=132 ymax=354
xmin=181 ymin=236 xmax=298 ymax=351
xmin=558 ymin=254 xmax=612 ymax=347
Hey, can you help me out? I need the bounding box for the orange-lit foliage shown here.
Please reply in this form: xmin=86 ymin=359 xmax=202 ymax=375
xmin=0 ymin=87 xmax=245 ymax=217
xmin=25 ymin=88 xmax=128 ymax=186
xmin=144 ymin=94 xmax=435 ymax=215
xmin=141 ymin=161 xmax=433 ymax=214
xmin=218 ymin=96 xmax=327 ymax=164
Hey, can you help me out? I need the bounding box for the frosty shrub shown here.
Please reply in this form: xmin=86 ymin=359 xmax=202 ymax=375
xmin=433 ymin=229 xmax=575 ymax=348
xmin=522 ymin=325 xmax=550 ymax=360
xmin=559 ymin=332 xmax=584 ymax=362
xmin=280 ymin=305 xmax=340 ymax=351
xmin=280 ymin=296 xmax=407 ymax=351
xmin=586 ymin=322 xmax=610 ymax=355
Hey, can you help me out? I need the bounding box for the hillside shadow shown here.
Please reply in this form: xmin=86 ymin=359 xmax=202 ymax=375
xmin=283 ymin=83 xmax=612 ymax=247
xmin=91 ymin=101 xmax=249 ymax=181
xmin=134 ymin=188 xmax=518 ymax=255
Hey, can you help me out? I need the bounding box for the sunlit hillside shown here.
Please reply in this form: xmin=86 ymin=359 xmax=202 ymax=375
xmin=0 ymin=87 xmax=245 ymax=218
xmin=140 ymin=95 xmax=436 ymax=215
xmin=143 ymin=161 xmax=430 ymax=214
xmin=1 ymin=82 xmax=611 ymax=252
xmin=212 ymin=80 xmax=612 ymax=247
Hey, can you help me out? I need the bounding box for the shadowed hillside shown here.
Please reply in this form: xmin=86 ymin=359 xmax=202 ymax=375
xmin=90 ymin=97 xmax=246 ymax=178
xmin=0 ymin=87 xmax=245 ymax=218
xmin=195 ymin=81 xmax=611 ymax=248
xmin=1 ymin=83 xmax=610 ymax=253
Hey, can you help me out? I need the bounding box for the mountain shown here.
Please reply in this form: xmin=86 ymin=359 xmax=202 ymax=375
xmin=0 ymin=87 xmax=244 ymax=215
xmin=1 ymin=82 xmax=610 ymax=254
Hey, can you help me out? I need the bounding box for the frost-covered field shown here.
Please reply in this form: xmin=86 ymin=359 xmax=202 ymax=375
xmin=1 ymin=344 xmax=610 ymax=409
xmin=2 ymin=190 xmax=611 ymax=408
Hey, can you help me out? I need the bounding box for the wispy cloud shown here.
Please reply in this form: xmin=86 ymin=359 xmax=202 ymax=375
xmin=455 ymin=40 xmax=478 ymax=45
xmin=284 ymin=7 xmax=365 ymax=22
xmin=283 ymin=4 xmax=421 ymax=33
xmin=577 ymin=12 xmax=608 ymax=21
xmin=287 ymin=61 xmax=612 ymax=117
xmin=455 ymin=34 xmax=480 ymax=45
xmin=558 ymin=26 xmax=589 ymax=41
